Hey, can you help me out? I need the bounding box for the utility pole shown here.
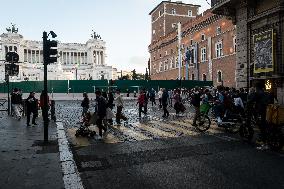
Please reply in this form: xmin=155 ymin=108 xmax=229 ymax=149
xmin=43 ymin=31 xmax=57 ymax=143
xmin=177 ymin=22 xmax=182 ymax=80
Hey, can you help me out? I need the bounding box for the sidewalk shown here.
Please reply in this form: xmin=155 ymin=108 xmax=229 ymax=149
xmin=0 ymin=113 xmax=64 ymax=189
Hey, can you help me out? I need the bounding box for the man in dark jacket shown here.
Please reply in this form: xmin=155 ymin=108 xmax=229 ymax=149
xmin=191 ymin=87 xmax=201 ymax=126
xmin=26 ymin=92 xmax=38 ymax=126
xmin=11 ymin=88 xmax=22 ymax=120
xmin=81 ymin=92 xmax=89 ymax=117
xmin=162 ymin=89 xmax=169 ymax=118
xmin=95 ymin=90 xmax=107 ymax=138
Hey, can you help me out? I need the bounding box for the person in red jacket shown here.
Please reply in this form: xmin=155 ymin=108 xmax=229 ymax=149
xmin=137 ymin=90 xmax=146 ymax=118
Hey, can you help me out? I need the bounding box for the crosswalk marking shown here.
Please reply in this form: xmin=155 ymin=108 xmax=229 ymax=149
xmin=113 ymin=124 xmax=152 ymax=141
xmin=149 ymin=121 xmax=199 ymax=136
xmin=103 ymin=132 xmax=122 ymax=144
xmin=135 ymin=122 xmax=177 ymax=138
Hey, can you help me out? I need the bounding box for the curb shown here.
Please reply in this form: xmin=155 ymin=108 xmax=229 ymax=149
xmin=56 ymin=122 xmax=84 ymax=189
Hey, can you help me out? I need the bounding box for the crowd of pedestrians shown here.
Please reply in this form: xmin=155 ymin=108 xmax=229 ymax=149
xmin=82 ymin=85 xmax=278 ymax=146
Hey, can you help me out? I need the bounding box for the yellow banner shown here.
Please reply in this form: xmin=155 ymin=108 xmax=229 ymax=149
xmin=254 ymin=29 xmax=274 ymax=74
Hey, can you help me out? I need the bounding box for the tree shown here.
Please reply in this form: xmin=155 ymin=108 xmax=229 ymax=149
xmin=132 ymin=69 xmax=138 ymax=80
xmin=145 ymin=68 xmax=149 ymax=80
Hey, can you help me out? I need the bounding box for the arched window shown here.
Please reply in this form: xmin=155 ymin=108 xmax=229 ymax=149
xmin=217 ymin=71 xmax=222 ymax=83
xmin=203 ymin=74 xmax=207 ymax=81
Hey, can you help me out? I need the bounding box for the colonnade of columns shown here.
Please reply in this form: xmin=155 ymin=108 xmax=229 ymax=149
xmin=24 ymin=50 xmax=42 ymax=64
xmin=60 ymin=52 xmax=88 ymax=65
xmin=93 ymin=51 xmax=105 ymax=65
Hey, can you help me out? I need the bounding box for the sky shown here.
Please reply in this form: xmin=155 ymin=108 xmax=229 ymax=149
xmin=0 ymin=0 xmax=210 ymax=73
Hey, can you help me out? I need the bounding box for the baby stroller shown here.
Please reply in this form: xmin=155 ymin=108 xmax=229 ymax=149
xmin=75 ymin=111 xmax=97 ymax=138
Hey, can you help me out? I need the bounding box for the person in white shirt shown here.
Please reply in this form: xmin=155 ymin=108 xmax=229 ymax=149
xmin=115 ymin=89 xmax=127 ymax=124
xmin=158 ymin=88 xmax=163 ymax=108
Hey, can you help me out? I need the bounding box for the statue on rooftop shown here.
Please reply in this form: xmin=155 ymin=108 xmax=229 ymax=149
xmin=6 ymin=23 xmax=18 ymax=33
xmin=91 ymin=30 xmax=101 ymax=39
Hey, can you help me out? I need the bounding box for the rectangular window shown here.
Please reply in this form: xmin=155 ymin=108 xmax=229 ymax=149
xmin=201 ymin=47 xmax=207 ymax=62
xmin=159 ymin=62 xmax=163 ymax=72
xmin=233 ymin=36 xmax=237 ymax=52
xmin=190 ymin=40 xmax=193 ymax=45
xmin=188 ymin=10 xmax=192 ymax=17
xmin=201 ymin=34 xmax=206 ymax=41
xmin=215 ymin=42 xmax=223 ymax=58
xmin=217 ymin=26 xmax=222 ymax=35
xmin=172 ymin=9 xmax=176 ymax=14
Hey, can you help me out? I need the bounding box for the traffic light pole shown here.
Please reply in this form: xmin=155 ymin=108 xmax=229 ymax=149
xmin=7 ymin=75 xmax=10 ymax=115
xmin=43 ymin=31 xmax=49 ymax=143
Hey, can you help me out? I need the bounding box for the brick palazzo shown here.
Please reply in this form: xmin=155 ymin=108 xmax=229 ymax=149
xmin=148 ymin=1 xmax=237 ymax=87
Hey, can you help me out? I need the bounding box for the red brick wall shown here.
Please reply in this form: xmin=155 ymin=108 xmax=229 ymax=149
xmin=149 ymin=10 xmax=237 ymax=87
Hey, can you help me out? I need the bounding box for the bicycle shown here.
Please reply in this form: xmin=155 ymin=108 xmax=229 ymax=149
xmin=195 ymin=103 xmax=243 ymax=133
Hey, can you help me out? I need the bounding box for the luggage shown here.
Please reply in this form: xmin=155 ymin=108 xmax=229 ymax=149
xmin=266 ymin=104 xmax=284 ymax=125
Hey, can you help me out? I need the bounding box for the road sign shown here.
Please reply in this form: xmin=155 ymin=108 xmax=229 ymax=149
xmin=5 ymin=64 xmax=19 ymax=76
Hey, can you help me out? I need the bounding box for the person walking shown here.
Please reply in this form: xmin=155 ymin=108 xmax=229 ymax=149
xmin=173 ymin=89 xmax=182 ymax=115
xmin=81 ymin=92 xmax=89 ymax=117
xmin=115 ymin=89 xmax=127 ymax=125
xmin=168 ymin=89 xmax=173 ymax=107
xmin=11 ymin=88 xmax=23 ymax=120
xmin=26 ymin=92 xmax=38 ymax=126
xmin=107 ymin=91 xmax=115 ymax=125
xmin=95 ymin=90 xmax=107 ymax=138
xmin=158 ymin=88 xmax=163 ymax=109
xmin=39 ymin=90 xmax=50 ymax=120
xmin=150 ymin=88 xmax=156 ymax=106
xmin=143 ymin=89 xmax=149 ymax=114
xmin=191 ymin=87 xmax=201 ymax=126
xmin=162 ymin=89 xmax=169 ymax=118
xmin=137 ymin=90 xmax=146 ymax=118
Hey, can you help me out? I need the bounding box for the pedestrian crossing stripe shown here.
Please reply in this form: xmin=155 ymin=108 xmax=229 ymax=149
xmin=114 ymin=124 xmax=152 ymax=141
xmin=148 ymin=121 xmax=199 ymax=136
xmin=134 ymin=122 xmax=177 ymax=138
xmin=103 ymin=132 xmax=122 ymax=144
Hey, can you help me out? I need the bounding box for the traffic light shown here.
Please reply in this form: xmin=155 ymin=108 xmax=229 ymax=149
xmin=5 ymin=52 xmax=19 ymax=63
xmin=44 ymin=39 xmax=58 ymax=65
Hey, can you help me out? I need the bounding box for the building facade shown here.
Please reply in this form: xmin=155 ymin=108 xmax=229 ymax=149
xmin=0 ymin=27 xmax=114 ymax=82
xmin=149 ymin=1 xmax=237 ymax=87
xmin=212 ymin=0 xmax=284 ymax=103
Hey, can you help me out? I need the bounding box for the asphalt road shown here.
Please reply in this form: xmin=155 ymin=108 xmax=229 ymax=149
xmin=56 ymin=100 xmax=284 ymax=189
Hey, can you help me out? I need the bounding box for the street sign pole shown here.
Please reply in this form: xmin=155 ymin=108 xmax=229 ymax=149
xmin=43 ymin=31 xmax=49 ymax=143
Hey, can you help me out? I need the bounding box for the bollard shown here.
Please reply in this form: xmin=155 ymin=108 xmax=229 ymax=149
xmin=50 ymin=100 xmax=56 ymax=122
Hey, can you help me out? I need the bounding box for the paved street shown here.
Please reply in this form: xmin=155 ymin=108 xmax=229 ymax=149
xmin=0 ymin=112 xmax=64 ymax=189
xmin=56 ymin=100 xmax=284 ymax=189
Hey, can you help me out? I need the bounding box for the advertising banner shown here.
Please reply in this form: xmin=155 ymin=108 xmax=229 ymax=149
xmin=254 ymin=29 xmax=274 ymax=74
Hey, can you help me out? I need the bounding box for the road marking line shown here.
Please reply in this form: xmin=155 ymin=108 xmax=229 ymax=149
xmin=56 ymin=122 xmax=84 ymax=189
xmin=103 ymin=132 xmax=122 ymax=144
xmin=115 ymin=125 xmax=152 ymax=141
xmin=149 ymin=121 xmax=199 ymax=136
xmin=135 ymin=122 xmax=177 ymax=138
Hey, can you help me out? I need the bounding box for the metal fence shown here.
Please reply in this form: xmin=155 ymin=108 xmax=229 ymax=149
xmin=0 ymin=80 xmax=213 ymax=94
